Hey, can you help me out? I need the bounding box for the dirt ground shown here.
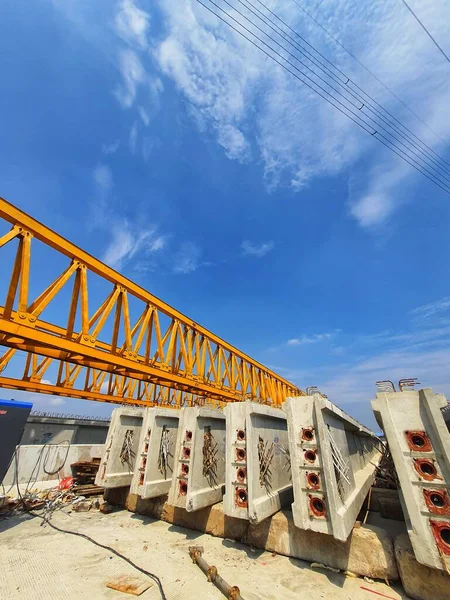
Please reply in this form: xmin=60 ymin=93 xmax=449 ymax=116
xmin=0 ymin=507 xmax=409 ymax=600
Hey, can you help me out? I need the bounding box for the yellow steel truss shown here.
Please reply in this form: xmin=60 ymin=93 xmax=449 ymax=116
xmin=0 ymin=197 xmax=302 ymax=408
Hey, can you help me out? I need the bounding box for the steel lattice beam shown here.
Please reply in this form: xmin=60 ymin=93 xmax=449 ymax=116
xmin=0 ymin=197 xmax=302 ymax=407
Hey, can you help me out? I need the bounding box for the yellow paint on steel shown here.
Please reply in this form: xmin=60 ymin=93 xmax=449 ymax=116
xmin=0 ymin=197 xmax=303 ymax=407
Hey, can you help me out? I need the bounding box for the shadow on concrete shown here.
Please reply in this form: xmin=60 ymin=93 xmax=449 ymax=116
xmin=167 ymin=523 xmax=204 ymax=540
xmin=0 ymin=511 xmax=35 ymax=534
xmin=288 ymin=556 xmax=346 ymax=588
xmin=222 ymin=537 xmax=265 ymax=559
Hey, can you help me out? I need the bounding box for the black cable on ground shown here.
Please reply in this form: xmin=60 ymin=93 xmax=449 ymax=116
xmin=12 ymin=451 xmax=167 ymax=600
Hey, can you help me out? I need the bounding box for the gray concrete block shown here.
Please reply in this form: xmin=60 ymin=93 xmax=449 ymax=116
xmin=125 ymin=495 xmax=398 ymax=581
xmin=130 ymin=408 xmax=180 ymax=499
xmin=285 ymin=395 xmax=379 ymax=541
xmin=95 ymin=407 xmax=144 ymax=488
xmin=223 ymin=402 xmax=292 ymax=524
xmin=395 ymin=534 xmax=450 ymax=600
xmin=168 ymin=407 xmax=226 ymax=512
xmin=372 ymin=388 xmax=450 ymax=571
xmin=246 ymin=510 xmax=398 ymax=580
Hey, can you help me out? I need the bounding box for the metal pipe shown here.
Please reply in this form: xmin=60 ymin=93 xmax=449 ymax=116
xmin=189 ymin=546 xmax=244 ymax=600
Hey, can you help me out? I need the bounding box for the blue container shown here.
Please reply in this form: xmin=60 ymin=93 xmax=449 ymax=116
xmin=0 ymin=399 xmax=33 ymax=483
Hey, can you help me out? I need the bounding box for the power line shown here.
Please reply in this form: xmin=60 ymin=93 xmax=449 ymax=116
xmin=193 ymin=0 xmax=450 ymax=196
xmin=400 ymin=0 xmax=450 ymax=65
xmin=250 ymin=0 xmax=450 ymax=176
xmin=232 ymin=0 xmax=450 ymax=183
xmin=291 ymin=0 xmax=450 ymax=147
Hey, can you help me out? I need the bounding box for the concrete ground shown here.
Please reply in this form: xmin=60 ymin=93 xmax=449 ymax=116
xmin=0 ymin=508 xmax=409 ymax=600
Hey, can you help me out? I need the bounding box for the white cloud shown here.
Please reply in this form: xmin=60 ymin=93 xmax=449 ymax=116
xmin=241 ymin=240 xmax=274 ymax=258
xmin=102 ymin=220 xmax=165 ymax=270
xmin=323 ymin=346 xmax=450 ymax=408
xmin=49 ymin=397 xmax=66 ymax=406
xmin=114 ymin=0 xmax=150 ymax=49
xmin=139 ymin=106 xmax=150 ymax=126
xmin=102 ymin=140 xmax=120 ymax=155
xmin=129 ymin=121 xmax=138 ymax=154
xmin=93 ymin=164 xmax=113 ymax=193
xmin=410 ymin=296 xmax=450 ymax=322
xmin=173 ymin=241 xmax=201 ymax=274
xmin=154 ymin=0 xmax=450 ymax=226
xmin=114 ymin=48 xmax=146 ymax=108
xmin=287 ymin=333 xmax=334 ymax=346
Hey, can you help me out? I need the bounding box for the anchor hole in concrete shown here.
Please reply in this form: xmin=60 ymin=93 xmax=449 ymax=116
xmin=412 ymin=434 xmax=425 ymax=447
xmin=179 ymin=481 xmax=188 ymax=496
xmin=415 ymin=459 xmax=437 ymax=479
xmin=236 ymin=468 xmax=246 ymax=482
xmin=310 ymin=496 xmax=326 ymax=517
xmin=181 ymin=463 xmax=189 ymax=476
xmin=185 ymin=431 xmax=193 ymax=442
xmin=302 ymin=428 xmax=314 ymax=441
xmin=237 ymin=429 xmax=245 ymax=441
xmin=183 ymin=447 xmax=191 ymax=459
xmin=307 ymin=473 xmax=320 ymax=488
xmin=440 ymin=527 xmax=450 ymax=547
xmin=236 ymin=448 xmax=246 ymax=461
xmin=305 ymin=450 xmax=317 ymax=463
xmin=139 ymin=471 xmax=144 ymax=485
xmin=235 ymin=487 xmax=248 ymax=507
xmin=405 ymin=430 xmax=432 ymax=451
xmin=430 ymin=492 xmax=446 ymax=508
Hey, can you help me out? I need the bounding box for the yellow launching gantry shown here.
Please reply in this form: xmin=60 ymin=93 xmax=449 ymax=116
xmin=0 ymin=197 xmax=302 ymax=409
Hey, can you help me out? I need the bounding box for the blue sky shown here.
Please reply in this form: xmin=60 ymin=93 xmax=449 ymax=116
xmin=1 ymin=0 xmax=450 ymax=429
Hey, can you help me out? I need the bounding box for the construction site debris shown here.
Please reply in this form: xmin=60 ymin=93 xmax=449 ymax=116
xmin=189 ymin=546 xmax=243 ymax=600
xmin=105 ymin=574 xmax=152 ymax=596
xmin=70 ymin=459 xmax=100 ymax=486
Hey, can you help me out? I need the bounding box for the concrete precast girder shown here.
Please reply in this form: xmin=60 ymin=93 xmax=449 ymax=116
xmin=372 ymin=388 xmax=450 ymax=572
xmin=130 ymin=408 xmax=181 ymax=499
xmin=285 ymin=394 xmax=379 ymax=541
xmin=168 ymin=407 xmax=226 ymax=512
xmin=95 ymin=406 xmax=144 ymax=489
xmin=223 ymin=402 xmax=293 ymax=524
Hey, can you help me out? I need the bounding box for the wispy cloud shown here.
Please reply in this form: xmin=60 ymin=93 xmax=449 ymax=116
xmin=93 ymin=164 xmax=113 ymax=193
xmin=287 ymin=332 xmax=335 ymax=346
xmin=173 ymin=241 xmax=202 ymax=274
xmin=102 ymin=140 xmax=120 ymax=155
xmin=241 ymin=240 xmax=274 ymax=258
xmin=102 ymin=219 xmax=166 ymax=270
xmin=129 ymin=121 xmax=138 ymax=154
xmin=114 ymin=0 xmax=150 ymax=49
xmin=410 ymin=296 xmax=450 ymax=322
xmin=114 ymin=48 xmax=146 ymax=109
xmin=139 ymin=106 xmax=150 ymax=126
xmin=154 ymin=0 xmax=450 ymax=227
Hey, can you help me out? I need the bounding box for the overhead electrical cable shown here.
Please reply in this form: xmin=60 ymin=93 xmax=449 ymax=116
xmin=251 ymin=0 xmax=450 ymax=176
xmin=230 ymin=0 xmax=450 ymax=183
xmin=193 ymin=0 xmax=450 ymax=196
xmin=400 ymin=0 xmax=450 ymax=65
xmin=291 ymin=0 xmax=450 ymax=147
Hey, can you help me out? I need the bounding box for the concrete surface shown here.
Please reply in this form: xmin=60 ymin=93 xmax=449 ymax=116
xmin=21 ymin=414 xmax=109 ymax=445
xmin=2 ymin=443 xmax=104 ymax=487
xmin=223 ymin=402 xmax=292 ymax=524
xmin=168 ymin=407 xmax=226 ymax=512
xmin=0 ymin=507 xmax=409 ymax=600
xmin=372 ymin=388 xmax=450 ymax=571
xmin=96 ymin=407 xmax=144 ymax=489
xmin=124 ymin=493 xmax=399 ymax=580
xmin=130 ymin=408 xmax=180 ymax=499
xmin=285 ymin=395 xmax=379 ymax=541
xmin=395 ymin=534 xmax=450 ymax=600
